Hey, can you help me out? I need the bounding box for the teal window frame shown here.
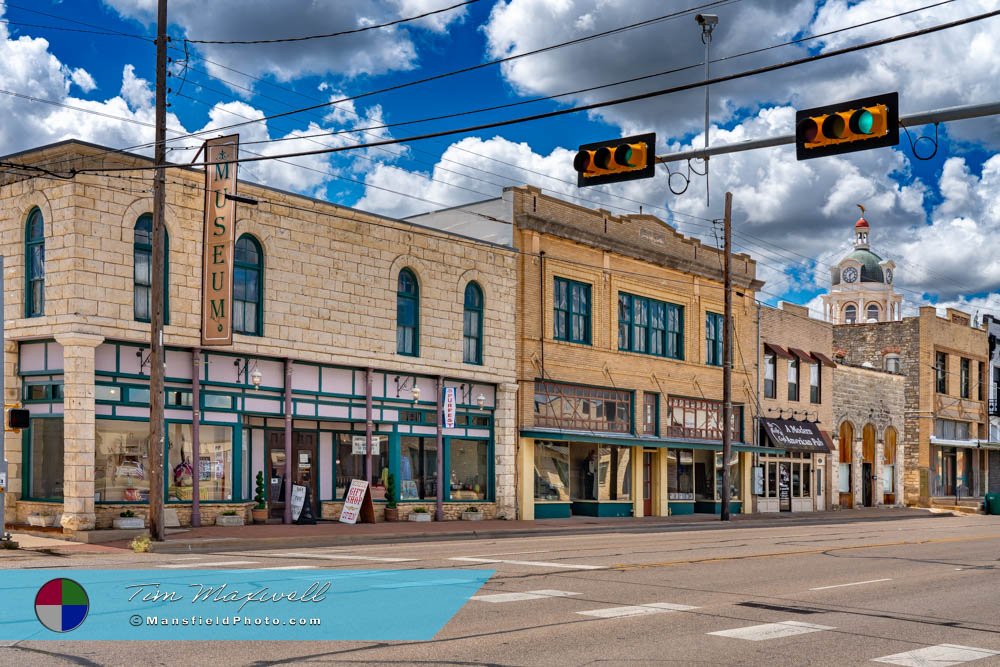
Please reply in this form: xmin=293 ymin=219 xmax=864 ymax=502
xmin=397 ymin=268 xmax=420 ymax=356
xmin=706 ymin=312 xmax=724 ymax=366
xmin=25 ymin=207 xmax=45 ymax=318
xmin=553 ymin=277 xmax=591 ymax=344
xmin=619 ymin=292 xmax=683 ymax=359
xmin=463 ymin=282 xmax=484 ymax=365
xmin=233 ymin=234 xmax=264 ymax=336
xmin=133 ymin=213 xmax=170 ymax=324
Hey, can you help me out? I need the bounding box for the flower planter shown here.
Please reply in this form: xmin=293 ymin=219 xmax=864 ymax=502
xmin=215 ymin=514 xmax=245 ymax=527
xmin=384 ymin=507 xmax=400 ymax=522
xmin=27 ymin=514 xmax=54 ymax=527
xmin=251 ymin=508 xmax=268 ymax=524
xmin=113 ymin=517 xmax=145 ymax=530
xmin=461 ymin=511 xmax=483 ymax=521
xmin=408 ymin=512 xmax=431 ymax=522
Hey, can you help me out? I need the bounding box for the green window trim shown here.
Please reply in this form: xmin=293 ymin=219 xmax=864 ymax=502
xmin=553 ymin=277 xmax=591 ymax=344
xmin=618 ymin=292 xmax=684 ymax=360
xmin=25 ymin=207 xmax=45 ymax=318
xmin=397 ymin=268 xmax=420 ymax=356
xmin=133 ymin=213 xmax=170 ymax=324
xmin=706 ymin=312 xmax=724 ymax=367
xmin=462 ymin=282 xmax=484 ymax=365
xmin=234 ymin=234 xmax=264 ymax=336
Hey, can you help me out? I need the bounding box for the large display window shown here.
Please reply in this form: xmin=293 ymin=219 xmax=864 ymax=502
xmin=167 ymin=424 xmax=233 ymax=502
xmin=29 ymin=418 xmax=64 ymax=500
xmin=534 ymin=441 xmax=569 ymax=502
xmin=449 ymin=439 xmax=488 ymax=501
xmin=667 ymin=449 xmax=694 ymax=500
xmin=95 ymin=420 xmax=151 ymax=502
xmin=399 ymin=436 xmax=437 ymax=501
xmin=336 ymin=433 xmax=388 ymax=501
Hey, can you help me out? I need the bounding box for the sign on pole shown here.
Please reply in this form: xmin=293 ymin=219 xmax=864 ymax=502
xmin=351 ymin=435 xmax=381 ymax=456
xmin=339 ymin=479 xmax=375 ymax=524
xmin=442 ymin=387 xmax=457 ymax=429
xmin=201 ymin=134 xmax=240 ymax=346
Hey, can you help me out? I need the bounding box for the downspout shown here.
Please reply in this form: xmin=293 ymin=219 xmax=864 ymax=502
xmin=283 ymin=358 xmax=292 ymax=524
xmin=436 ymin=375 xmax=445 ymax=522
xmin=191 ymin=348 xmax=201 ymax=527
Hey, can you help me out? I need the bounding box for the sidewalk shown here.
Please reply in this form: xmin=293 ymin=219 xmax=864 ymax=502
xmin=96 ymin=506 xmax=951 ymax=554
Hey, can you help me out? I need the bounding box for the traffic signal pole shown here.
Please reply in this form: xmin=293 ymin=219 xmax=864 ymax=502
xmin=721 ymin=192 xmax=733 ymax=522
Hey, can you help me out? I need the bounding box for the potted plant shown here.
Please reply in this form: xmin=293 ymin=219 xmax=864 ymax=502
xmin=252 ymin=471 xmax=268 ymax=524
xmin=408 ymin=506 xmax=431 ymax=522
xmin=215 ymin=509 xmax=245 ymax=527
xmin=461 ymin=506 xmax=483 ymax=521
xmin=113 ymin=509 xmax=144 ymax=530
xmin=383 ymin=472 xmax=399 ymax=522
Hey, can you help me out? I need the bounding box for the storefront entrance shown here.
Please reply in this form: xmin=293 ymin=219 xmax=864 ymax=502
xmin=266 ymin=431 xmax=318 ymax=520
xmin=862 ymin=462 xmax=874 ymax=507
xmin=642 ymin=451 xmax=654 ymax=516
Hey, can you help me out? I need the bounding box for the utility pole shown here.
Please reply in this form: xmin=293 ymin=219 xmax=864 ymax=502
xmin=148 ymin=0 xmax=169 ymax=541
xmin=721 ymin=191 xmax=733 ymax=522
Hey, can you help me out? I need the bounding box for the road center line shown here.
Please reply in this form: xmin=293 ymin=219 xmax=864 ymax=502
xmin=809 ymin=578 xmax=891 ymax=590
xmin=450 ymin=557 xmax=606 ymax=570
xmin=270 ymin=553 xmax=418 ymax=562
xmin=157 ymin=560 xmax=258 ymax=569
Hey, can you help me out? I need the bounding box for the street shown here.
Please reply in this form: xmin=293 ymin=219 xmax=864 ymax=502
xmin=3 ymin=512 xmax=1000 ymax=666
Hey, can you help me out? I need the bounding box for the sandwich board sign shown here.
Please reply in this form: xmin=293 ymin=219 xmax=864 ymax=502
xmin=339 ymin=479 xmax=375 ymax=524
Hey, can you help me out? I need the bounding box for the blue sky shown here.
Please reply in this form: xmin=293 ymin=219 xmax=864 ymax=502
xmin=1 ymin=0 xmax=998 ymax=318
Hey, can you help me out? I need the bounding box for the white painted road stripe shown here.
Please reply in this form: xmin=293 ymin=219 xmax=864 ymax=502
xmin=577 ymin=603 xmax=698 ymax=619
xmin=473 ymin=590 xmax=580 ymax=603
xmin=259 ymin=565 xmax=319 ymax=570
xmin=450 ymin=557 xmax=605 ymax=570
xmin=708 ymin=620 xmax=834 ymax=641
xmin=810 ymin=578 xmax=892 ymax=591
xmin=272 ymin=553 xmax=418 ymax=562
xmin=158 ymin=560 xmax=258 ymax=569
xmin=872 ymin=644 xmax=1000 ymax=666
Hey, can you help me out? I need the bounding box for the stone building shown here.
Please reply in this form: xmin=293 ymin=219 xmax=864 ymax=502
xmin=820 ymin=212 xmax=902 ymax=324
xmin=831 ymin=363 xmax=905 ymax=508
xmin=2 ymin=139 xmax=518 ymax=534
xmin=756 ymin=302 xmax=837 ymax=513
xmin=411 ymin=186 xmax=767 ymax=519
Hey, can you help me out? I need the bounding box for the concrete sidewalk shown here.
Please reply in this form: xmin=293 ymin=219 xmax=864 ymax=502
xmin=102 ymin=507 xmax=950 ymax=554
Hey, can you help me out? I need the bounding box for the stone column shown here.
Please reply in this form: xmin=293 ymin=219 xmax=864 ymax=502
xmin=516 ymin=437 xmax=534 ymax=520
xmin=874 ymin=440 xmax=884 ymax=508
xmin=631 ymin=447 xmax=643 ymax=518
xmin=656 ymin=449 xmax=669 ymax=517
xmin=494 ymin=382 xmax=519 ymax=519
xmin=55 ymin=333 xmax=104 ymax=532
xmin=853 ymin=438 xmax=863 ymax=508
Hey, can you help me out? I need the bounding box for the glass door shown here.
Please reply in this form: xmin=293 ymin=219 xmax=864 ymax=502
xmin=642 ymin=451 xmax=653 ymax=516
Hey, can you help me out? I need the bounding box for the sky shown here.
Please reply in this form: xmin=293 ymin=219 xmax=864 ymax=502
xmin=1 ymin=0 xmax=998 ymax=320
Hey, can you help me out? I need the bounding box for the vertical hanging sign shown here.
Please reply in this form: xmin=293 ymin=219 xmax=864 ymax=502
xmin=442 ymin=387 xmax=457 ymax=428
xmin=201 ymin=134 xmax=239 ymax=346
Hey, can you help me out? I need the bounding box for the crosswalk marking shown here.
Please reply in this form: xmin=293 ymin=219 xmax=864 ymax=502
xmin=708 ymin=620 xmax=834 ymax=641
xmin=473 ymin=590 xmax=580 ymax=603
xmin=270 ymin=553 xmax=418 ymax=563
xmin=450 ymin=557 xmax=605 ymax=570
xmin=157 ymin=560 xmax=258 ymax=569
xmin=258 ymin=565 xmax=319 ymax=570
xmin=872 ymin=644 xmax=1000 ymax=666
xmin=577 ymin=603 xmax=698 ymax=619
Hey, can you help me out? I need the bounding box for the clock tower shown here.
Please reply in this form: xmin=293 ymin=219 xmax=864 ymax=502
xmin=820 ymin=209 xmax=902 ymax=324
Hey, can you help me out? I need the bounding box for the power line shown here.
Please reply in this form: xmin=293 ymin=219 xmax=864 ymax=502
xmin=185 ymin=0 xmax=481 ymax=45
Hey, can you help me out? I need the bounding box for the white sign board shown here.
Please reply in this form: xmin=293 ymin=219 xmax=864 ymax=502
xmin=339 ymin=479 xmax=369 ymax=524
xmin=290 ymin=484 xmax=306 ymax=521
xmin=443 ymin=386 xmax=457 ymax=428
xmin=0 ymin=471 xmax=6 ymax=493
xmin=351 ymin=435 xmax=382 ymax=456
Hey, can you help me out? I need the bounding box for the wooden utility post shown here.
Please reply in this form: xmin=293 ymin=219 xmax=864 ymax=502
xmin=148 ymin=0 xmax=169 ymax=541
xmin=721 ymin=192 xmax=733 ymax=521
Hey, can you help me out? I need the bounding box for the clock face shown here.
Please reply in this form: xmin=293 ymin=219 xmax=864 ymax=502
xmin=843 ymin=267 xmax=858 ymax=283
xmin=885 ymin=268 xmax=893 ymax=284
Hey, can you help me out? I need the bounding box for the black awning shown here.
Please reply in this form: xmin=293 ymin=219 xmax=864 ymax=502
xmin=760 ymin=418 xmax=831 ymax=453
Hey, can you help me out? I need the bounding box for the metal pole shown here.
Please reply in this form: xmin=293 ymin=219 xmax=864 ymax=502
xmin=191 ymin=348 xmax=201 ymax=527
xmin=283 ymin=358 xmax=292 ymax=524
xmin=721 ymin=192 xmax=733 ymax=522
xmin=435 ymin=376 xmax=444 ymax=522
xmin=147 ymin=0 xmax=169 ymax=542
xmin=702 ymin=25 xmax=712 ymax=208
xmin=365 ymin=368 xmax=373 ymax=486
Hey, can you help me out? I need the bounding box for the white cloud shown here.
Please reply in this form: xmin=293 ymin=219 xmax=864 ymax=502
xmin=68 ymin=67 xmax=97 ymax=93
xmin=120 ymin=64 xmax=153 ymax=110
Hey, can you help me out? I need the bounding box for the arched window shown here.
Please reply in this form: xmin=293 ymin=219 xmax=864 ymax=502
xmin=25 ymin=208 xmax=45 ymax=317
xmin=463 ymin=282 xmax=483 ymax=365
xmin=233 ymin=235 xmax=263 ymax=336
xmin=133 ymin=214 xmax=170 ymax=323
xmin=883 ymin=427 xmax=897 ymax=499
xmin=397 ymin=269 xmax=419 ymax=356
xmin=838 ymin=421 xmax=854 ymax=509
xmin=866 ymin=303 xmax=880 ymax=322
xmin=844 ymin=304 xmax=857 ymax=324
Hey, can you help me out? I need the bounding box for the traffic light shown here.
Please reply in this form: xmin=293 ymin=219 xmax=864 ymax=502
xmin=5 ymin=406 xmax=28 ymax=431
xmin=795 ymin=92 xmax=899 ymax=160
xmin=573 ymin=133 xmax=656 ymax=187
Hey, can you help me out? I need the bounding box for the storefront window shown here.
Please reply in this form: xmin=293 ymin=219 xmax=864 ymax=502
xmin=643 ymin=392 xmax=658 ymax=436
xmin=95 ymin=420 xmax=151 ymax=502
xmin=597 ymin=446 xmax=632 ymax=501
xmin=666 ymin=397 xmax=741 ymax=441
xmin=714 ymin=452 xmax=741 ymax=501
xmin=534 ymin=441 xmax=569 ymax=501
xmin=571 ymin=443 xmax=599 ymax=500
xmin=449 ymin=439 xmax=488 ymax=501
xmin=534 ymin=381 xmax=631 ymax=433
xmin=667 ymin=449 xmax=694 ymax=500
xmin=166 ymin=424 xmax=233 ymax=502
xmin=398 ymin=436 xmax=435 ymax=501
xmin=29 ymin=418 xmax=64 ymax=499
xmin=337 ymin=433 xmax=389 ymax=501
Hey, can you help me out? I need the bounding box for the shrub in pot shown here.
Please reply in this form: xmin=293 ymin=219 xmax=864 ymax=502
xmin=252 ymin=471 xmax=268 ymax=524
xmin=113 ymin=509 xmax=144 ymax=530
xmin=216 ymin=509 xmax=245 ymax=527
xmin=408 ymin=506 xmax=431 ymax=522
xmin=461 ymin=506 xmax=483 ymax=521
xmin=383 ymin=472 xmax=399 ymax=522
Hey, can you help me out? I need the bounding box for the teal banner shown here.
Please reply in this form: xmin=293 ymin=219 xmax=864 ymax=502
xmin=0 ymin=569 xmax=492 ymax=641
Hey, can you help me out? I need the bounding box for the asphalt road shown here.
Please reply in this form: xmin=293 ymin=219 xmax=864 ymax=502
xmin=3 ymin=513 xmax=1000 ymax=666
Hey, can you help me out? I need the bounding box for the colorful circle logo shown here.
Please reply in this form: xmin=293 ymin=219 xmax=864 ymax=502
xmin=34 ymin=578 xmax=89 ymax=633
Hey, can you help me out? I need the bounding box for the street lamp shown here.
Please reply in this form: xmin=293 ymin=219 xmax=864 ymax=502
xmin=696 ymin=13 xmax=718 ymax=207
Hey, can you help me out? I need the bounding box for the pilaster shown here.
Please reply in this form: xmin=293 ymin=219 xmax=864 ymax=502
xmin=494 ymin=382 xmax=518 ymax=518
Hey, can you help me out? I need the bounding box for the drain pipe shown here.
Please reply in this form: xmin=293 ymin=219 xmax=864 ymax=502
xmin=283 ymin=358 xmax=293 ymax=524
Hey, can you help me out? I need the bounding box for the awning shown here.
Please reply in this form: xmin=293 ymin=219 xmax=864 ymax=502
xmin=521 ymin=429 xmax=779 ymax=454
xmin=787 ymin=347 xmax=815 ymax=363
xmin=810 ymin=351 xmax=838 ymax=368
xmin=759 ymin=418 xmax=831 ymax=453
xmin=764 ymin=343 xmax=794 ymax=360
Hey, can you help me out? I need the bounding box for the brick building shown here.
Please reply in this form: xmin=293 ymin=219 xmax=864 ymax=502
xmin=756 ymin=303 xmax=837 ymax=512
xmin=2 ymin=140 xmax=518 ymax=534
xmin=412 ymin=186 xmax=768 ymax=519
